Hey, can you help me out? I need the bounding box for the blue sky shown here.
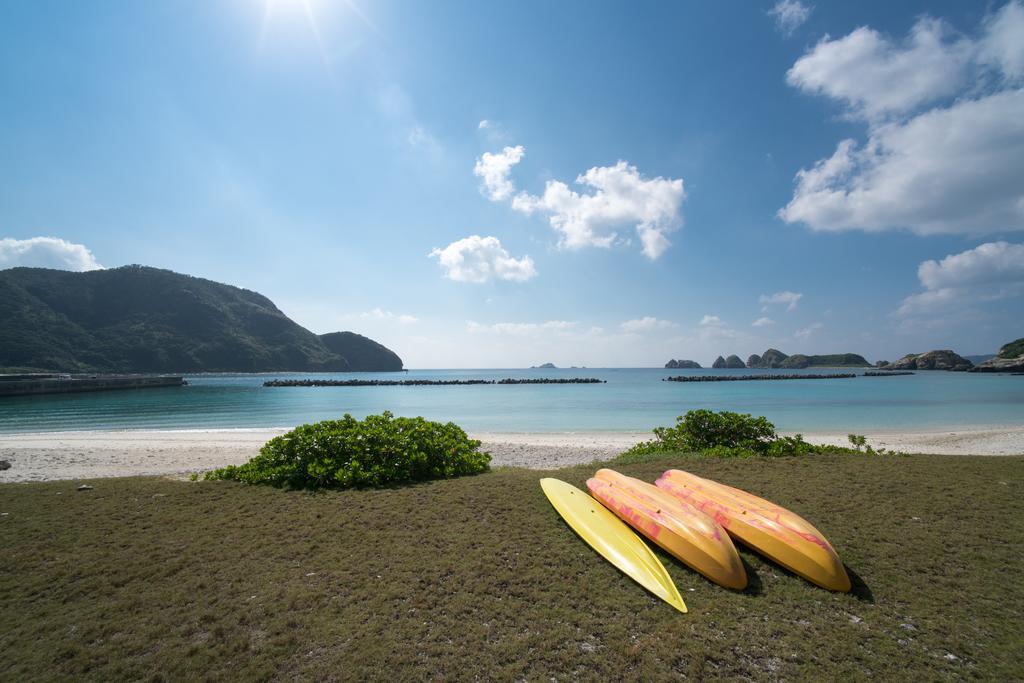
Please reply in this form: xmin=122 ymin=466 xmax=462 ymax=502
xmin=2 ymin=0 xmax=1023 ymax=367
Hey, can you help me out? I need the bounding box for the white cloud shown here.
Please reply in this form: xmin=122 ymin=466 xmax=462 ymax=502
xmin=620 ymin=316 xmax=678 ymax=333
xmin=918 ymin=240 xmax=1024 ymax=289
xmin=362 ymin=308 xmax=419 ymax=324
xmin=897 ymin=241 xmax=1024 ymax=316
xmin=978 ymin=0 xmax=1024 ymax=80
xmin=467 ymin=320 xmax=576 ymax=336
xmin=779 ymin=90 xmax=1024 ymax=235
xmin=473 ymin=146 xmax=524 ymax=201
xmin=429 ymin=235 xmax=536 ymax=283
xmin=794 ymin=322 xmax=823 ymax=339
xmin=752 ymin=317 xmax=776 ymax=327
xmin=478 ymin=119 xmax=491 ymax=130
xmin=770 ymin=0 xmax=812 ymax=36
xmin=476 ymin=145 xmax=687 ymax=260
xmin=786 ymin=18 xmax=972 ymax=121
xmin=699 ymin=314 xmax=724 ymax=327
xmin=781 ymin=3 xmax=1024 ymax=237
xmin=512 ymin=161 xmax=685 ymax=260
xmin=759 ymin=291 xmax=803 ymax=311
xmin=0 ymin=236 xmax=103 ymax=271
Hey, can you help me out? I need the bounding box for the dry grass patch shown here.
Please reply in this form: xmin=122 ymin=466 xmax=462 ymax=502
xmin=1 ymin=453 xmax=1022 ymax=680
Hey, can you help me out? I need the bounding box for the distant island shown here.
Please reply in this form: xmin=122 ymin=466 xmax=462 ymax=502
xmin=0 ymin=265 xmax=403 ymax=373
xmin=664 ymin=359 xmax=701 ymax=369
xmin=970 ymin=337 xmax=1024 ymax=373
xmin=531 ymin=363 xmax=557 ymax=369
xmin=877 ymin=350 xmax=973 ymax=372
xmin=702 ymin=349 xmax=871 ymax=369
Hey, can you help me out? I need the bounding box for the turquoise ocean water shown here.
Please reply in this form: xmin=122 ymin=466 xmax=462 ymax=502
xmin=1 ymin=368 xmax=1023 ymax=434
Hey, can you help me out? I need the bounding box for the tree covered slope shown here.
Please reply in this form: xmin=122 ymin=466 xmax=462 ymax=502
xmin=0 ymin=266 xmax=403 ymax=373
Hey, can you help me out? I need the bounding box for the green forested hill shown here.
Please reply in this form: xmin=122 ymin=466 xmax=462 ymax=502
xmin=320 ymin=331 xmax=403 ymax=372
xmin=744 ymin=349 xmax=871 ymax=368
xmin=998 ymin=337 xmax=1024 ymax=359
xmin=0 ymin=266 xmax=403 ymax=373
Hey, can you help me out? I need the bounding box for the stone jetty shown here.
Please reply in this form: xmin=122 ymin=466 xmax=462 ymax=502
xmin=664 ymin=373 xmax=856 ymax=382
xmin=264 ymin=378 xmax=606 ymax=387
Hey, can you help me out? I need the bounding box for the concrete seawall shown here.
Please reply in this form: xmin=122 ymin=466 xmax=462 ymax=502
xmin=0 ymin=374 xmax=186 ymax=397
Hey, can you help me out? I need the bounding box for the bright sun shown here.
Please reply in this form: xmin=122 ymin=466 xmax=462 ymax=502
xmin=258 ymin=0 xmax=329 ymax=63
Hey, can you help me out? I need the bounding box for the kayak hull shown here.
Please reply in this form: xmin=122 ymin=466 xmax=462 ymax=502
xmin=587 ymin=469 xmax=747 ymax=590
xmin=540 ymin=478 xmax=687 ymax=612
xmin=656 ymin=470 xmax=851 ymax=592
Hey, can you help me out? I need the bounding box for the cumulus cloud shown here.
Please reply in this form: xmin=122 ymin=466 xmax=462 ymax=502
xmin=752 ymin=317 xmax=776 ymax=327
xmin=620 ymin=316 xmax=678 ymax=333
xmin=918 ymin=240 xmax=1024 ymax=289
xmin=770 ymin=0 xmax=812 ymax=36
xmin=897 ymin=241 xmax=1024 ymax=316
xmin=0 ymin=236 xmax=103 ymax=271
xmin=759 ymin=291 xmax=803 ymax=311
xmin=786 ymin=18 xmax=973 ymax=120
xmin=781 ymin=2 xmax=1024 ymax=237
xmin=475 ymin=146 xmax=686 ymax=260
xmin=513 ymin=161 xmax=685 ymax=260
xmin=779 ymin=90 xmax=1024 ymax=235
xmin=429 ymin=235 xmax=536 ymax=283
xmin=794 ymin=322 xmax=823 ymax=339
xmin=473 ymin=146 xmax=524 ymax=201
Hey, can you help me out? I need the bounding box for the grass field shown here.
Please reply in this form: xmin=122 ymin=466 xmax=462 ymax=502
xmin=2 ymin=453 xmax=1022 ymax=680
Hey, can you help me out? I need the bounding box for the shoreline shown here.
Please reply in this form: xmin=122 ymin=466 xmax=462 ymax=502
xmin=0 ymin=426 xmax=1021 ymax=483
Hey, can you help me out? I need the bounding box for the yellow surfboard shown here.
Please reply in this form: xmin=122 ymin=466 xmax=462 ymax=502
xmin=656 ymin=470 xmax=851 ymax=592
xmin=540 ymin=478 xmax=686 ymax=613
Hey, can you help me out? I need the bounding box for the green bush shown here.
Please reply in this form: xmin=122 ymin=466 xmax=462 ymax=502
xmin=206 ymin=412 xmax=491 ymax=488
xmin=619 ymin=409 xmax=899 ymax=460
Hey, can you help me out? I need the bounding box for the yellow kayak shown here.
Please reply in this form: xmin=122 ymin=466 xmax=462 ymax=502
xmin=656 ymin=470 xmax=851 ymax=592
xmin=587 ymin=469 xmax=747 ymax=590
xmin=540 ymin=478 xmax=687 ymax=613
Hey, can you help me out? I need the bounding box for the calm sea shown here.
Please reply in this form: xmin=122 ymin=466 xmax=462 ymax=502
xmin=1 ymin=368 xmax=1022 ymax=434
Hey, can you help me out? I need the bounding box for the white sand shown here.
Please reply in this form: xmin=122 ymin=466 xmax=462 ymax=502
xmin=0 ymin=427 xmax=1021 ymax=483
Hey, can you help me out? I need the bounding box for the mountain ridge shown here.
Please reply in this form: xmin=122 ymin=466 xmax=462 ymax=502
xmin=0 ymin=265 xmax=403 ymax=373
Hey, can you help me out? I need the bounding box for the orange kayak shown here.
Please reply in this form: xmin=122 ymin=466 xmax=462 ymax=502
xmin=656 ymin=470 xmax=851 ymax=592
xmin=586 ymin=469 xmax=747 ymax=590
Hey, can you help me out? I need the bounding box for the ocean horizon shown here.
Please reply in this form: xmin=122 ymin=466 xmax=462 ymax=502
xmin=2 ymin=367 xmax=1022 ymax=435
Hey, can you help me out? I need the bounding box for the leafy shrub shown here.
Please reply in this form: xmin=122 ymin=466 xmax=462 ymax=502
xmin=619 ymin=409 xmax=900 ymax=460
xmin=206 ymin=411 xmax=491 ymax=488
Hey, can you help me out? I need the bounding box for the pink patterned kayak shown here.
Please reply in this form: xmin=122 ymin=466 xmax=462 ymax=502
xmin=656 ymin=469 xmax=851 ymax=592
xmin=587 ymin=469 xmax=747 ymax=589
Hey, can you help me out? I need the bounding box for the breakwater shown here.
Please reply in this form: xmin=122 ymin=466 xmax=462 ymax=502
xmin=664 ymin=373 xmax=856 ymax=382
xmin=264 ymin=378 xmax=606 ymax=387
xmin=0 ymin=374 xmax=186 ymax=397
xmin=863 ymin=371 xmax=915 ymax=377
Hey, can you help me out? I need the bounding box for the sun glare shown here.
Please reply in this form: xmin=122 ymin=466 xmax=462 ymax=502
xmin=259 ymin=0 xmax=331 ymax=71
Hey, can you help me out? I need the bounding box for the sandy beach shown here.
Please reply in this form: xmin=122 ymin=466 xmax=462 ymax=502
xmin=0 ymin=426 xmax=1020 ymax=483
